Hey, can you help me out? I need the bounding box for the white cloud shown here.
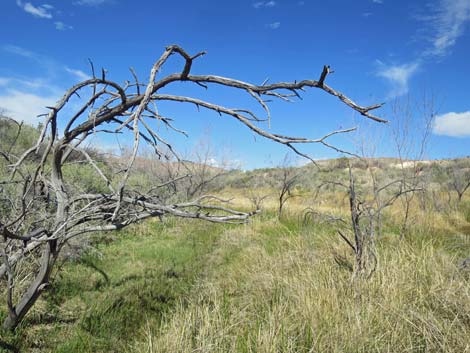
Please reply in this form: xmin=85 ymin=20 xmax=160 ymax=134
xmin=207 ymin=157 xmax=218 ymax=167
xmin=0 ymin=74 xmax=63 ymax=125
xmin=424 ymin=0 xmax=470 ymax=57
xmin=253 ymin=1 xmax=276 ymax=8
xmin=362 ymin=12 xmax=373 ymax=17
xmin=15 ymin=1 xmax=73 ymax=32
xmin=433 ymin=111 xmax=470 ymax=137
xmin=267 ymin=21 xmax=281 ymax=29
xmin=0 ymin=90 xmax=57 ymax=125
xmin=376 ymin=61 xmax=420 ymax=97
xmin=65 ymin=67 xmax=90 ymax=81
xmin=0 ymin=48 xmax=85 ymax=126
xmin=16 ymin=0 xmax=53 ymax=19
xmin=296 ymin=158 xmax=312 ymax=167
xmin=55 ymin=21 xmax=73 ymax=30
xmin=74 ymin=0 xmax=112 ymax=6
xmin=372 ymin=0 xmax=383 ymax=3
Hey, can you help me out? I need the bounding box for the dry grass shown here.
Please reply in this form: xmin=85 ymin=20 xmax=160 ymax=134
xmin=131 ymin=209 xmax=470 ymax=353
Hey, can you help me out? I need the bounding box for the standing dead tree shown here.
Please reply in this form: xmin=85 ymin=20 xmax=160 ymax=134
xmin=247 ymin=191 xmax=270 ymax=212
xmin=312 ymin=159 xmax=420 ymax=277
xmin=0 ymin=45 xmax=385 ymax=330
xmin=341 ymin=163 xmax=421 ymax=277
xmin=390 ymin=95 xmax=435 ymax=238
xmin=276 ymin=155 xmax=301 ymax=219
xmin=181 ymin=137 xmax=233 ymax=199
xmin=448 ymin=164 xmax=470 ymax=204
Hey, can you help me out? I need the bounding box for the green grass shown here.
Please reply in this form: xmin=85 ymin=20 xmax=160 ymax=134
xmin=0 ymin=219 xmax=226 ymax=353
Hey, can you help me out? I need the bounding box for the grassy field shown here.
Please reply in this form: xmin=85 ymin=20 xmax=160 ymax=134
xmin=1 ymin=193 xmax=469 ymax=353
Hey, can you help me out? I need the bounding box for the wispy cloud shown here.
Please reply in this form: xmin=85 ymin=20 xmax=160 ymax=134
xmin=74 ymin=0 xmax=113 ymax=6
xmin=423 ymin=0 xmax=470 ymax=57
xmin=376 ymin=0 xmax=470 ymax=100
xmin=3 ymin=45 xmax=59 ymax=77
xmin=3 ymin=44 xmax=35 ymax=58
xmin=267 ymin=21 xmax=281 ymax=29
xmin=253 ymin=1 xmax=276 ymax=9
xmin=362 ymin=12 xmax=373 ymax=18
xmin=16 ymin=0 xmax=53 ymax=19
xmin=0 ymin=78 xmax=11 ymax=87
xmin=376 ymin=61 xmax=420 ymax=98
xmin=0 ymin=77 xmax=50 ymax=90
xmin=372 ymin=0 xmax=383 ymax=4
xmin=433 ymin=111 xmax=470 ymax=137
xmin=65 ymin=67 xmax=90 ymax=81
xmin=55 ymin=21 xmax=73 ymax=31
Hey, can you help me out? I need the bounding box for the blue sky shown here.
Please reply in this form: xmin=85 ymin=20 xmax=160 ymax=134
xmin=0 ymin=0 xmax=469 ymax=168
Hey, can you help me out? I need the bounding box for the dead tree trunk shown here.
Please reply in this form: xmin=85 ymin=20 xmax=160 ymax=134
xmin=0 ymin=45 xmax=386 ymax=330
xmin=3 ymin=240 xmax=57 ymax=330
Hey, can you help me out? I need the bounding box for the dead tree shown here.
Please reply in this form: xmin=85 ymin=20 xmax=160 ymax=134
xmin=390 ymin=95 xmax=435 ymax=238
xmin=0 ymin=45 xmax=385 ymax=330
xmin=448 ymin=165 xmax=470 ymax=204
xmin=247 ymin=191 xmax=270 ymax=211
xmin=313 ymin=159 xmax=419 ymax=277
xmin=181 ymin=137 xmax=233 ymax=199
xmin=277 ymin=155 xmax=300 ymax=219
xmin=340 ymin=163 xmax=420 ymax=277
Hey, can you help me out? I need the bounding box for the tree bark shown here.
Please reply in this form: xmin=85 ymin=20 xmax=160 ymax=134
xmin=3 ymin=240 xmax=57 ymax=331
